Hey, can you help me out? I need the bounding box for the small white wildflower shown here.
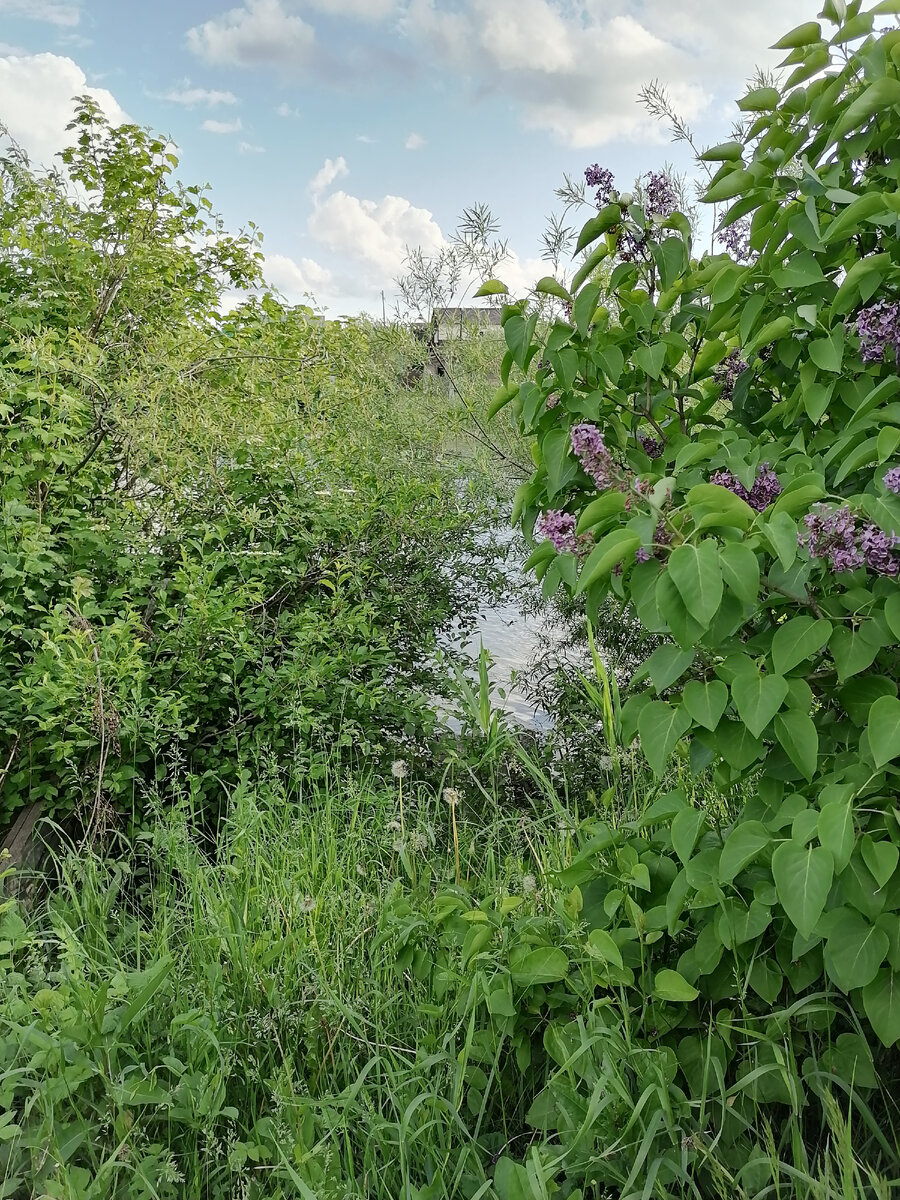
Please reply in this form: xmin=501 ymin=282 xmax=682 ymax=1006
xmin=598 ymin=754 xmax=614 ymax=770
xmin=443 ymin=786 xmax=460 ymax=806
xmin=300 ymin=895 xmax=316 ymax=913
xmin=356 ymin=862 xmax=366 ymax=877
xmin=387 ymin=819 xmax=402 ymax=833
xmin=410 ymin=830 xmax=428 ymax=853
xmin=522 ymin=873 xmax=537 ymax=894
xmin=392 ymin=837 xmax=405 ymax=853
xmin=391 ymin=759 xmax=408 ymax=779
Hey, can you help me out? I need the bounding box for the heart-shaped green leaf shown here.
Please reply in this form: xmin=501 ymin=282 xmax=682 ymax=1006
xmin=772 ymin=841 xmax=834 ymax=938
xmin=653 ymin=969 xmax=699 ymax=1003
xmin=719 ymin=821 xmax=771 ymax=883
xmin=638 ymin=701 xmax=691 ymax=778
xmin=681 ymin=680 xmax=729 ymax=731
xmin=861 ymin=836 xmax=899 ymax=890
xmin=817 ymin=798 xmax=855 ymax=874
xmin=731 ymin=672 xmax=789 ymax=738
xmin=667 ymin=541 xmax=724 ymax=630
xmin=824 ymin=910 xmax=889 ymax=992
xmin=771 ymin=616 xmax=833 ymax=676
xmin=863 ymin=968 xmax=900 ymax=1047
xmin=868 ymin=695 xmax=900 ymax=769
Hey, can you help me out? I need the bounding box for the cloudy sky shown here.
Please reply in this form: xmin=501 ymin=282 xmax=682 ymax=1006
xmin=0 ymin=0 xmax=816 ymax=315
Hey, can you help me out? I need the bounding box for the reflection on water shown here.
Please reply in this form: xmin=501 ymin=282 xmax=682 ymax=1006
xmin=440 ymin=527 xmax=573 ymax=731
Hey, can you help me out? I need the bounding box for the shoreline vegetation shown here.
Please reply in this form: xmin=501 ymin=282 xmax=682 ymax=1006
xmin=4 ymin=5 xmax=900 ymax=1196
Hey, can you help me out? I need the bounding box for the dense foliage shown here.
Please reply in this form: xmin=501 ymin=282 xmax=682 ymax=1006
xmin=4 ymin=4 xmax=900 ymax=1198
xmin=0 ymin=100 xmax=505 ymax=829
xmin=482 ymin=0 xmax=900 ymax=1190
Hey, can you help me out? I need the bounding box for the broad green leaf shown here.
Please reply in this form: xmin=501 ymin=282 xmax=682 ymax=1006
xmin=646 ymin=645 xmax=696 ymax=693
xmin=818 ymin=799 xmax=855 ymax=873
xmin=830 ymin=625 xmax=884 ymax=682
xmin=719 ymin=821 xmax=771 ymax=883
xmin=638 ymin=700 xmax=691 ymax=778
xmin=772 ymin=20 xmax=822 ymax=48
xmin=534 ymin=276 xmax=571 ymax=302
xmin=861 ymin=836 xmax=899 ymax=890
xmin=719 ymin=542 xmax=760 ymax=605
xmin=634 ymin=341 xmax=667 ymax=379
xmin=832 ymin=77 xmax=900 ymax=141
xmin=672 ymin=806 xmax=706 ymax=865
xmin=575 ymin=530 xmax=641 ymax=594
xmin=654 ymin=969 xmax=699 ymax=1003
xmin=575 ymin=203 xmax=622 ymax=253
xmin=763 ymin=511 xmax=799 ymax=570
xmin=863 ymin=968 xmax=900 ymax=1047
xmin=771 ymin=616 xmax=833 ymax=675
xmin=575 ymin=490 xmax=626 ymax=533
xmin=772 ymin=842 xmax=834 ymax=938
xmin=509 ymin=946 xmax=569 ymax=988
xmin=738 ymin=87 xmax=780 ymax=111
xmin=474 ymin=279 xmax=508 ymax=297
xmin=867 ymin=695 xmax=900 ymax=768
xmin=668 ymin=541 xmax=724 ymax=629
xmin=731 ymin=672 xmax=789 ymax=738
xmin=682 ymin=679 xmax=728 ymax=731
xmin=587 ymin=928 xmax=624 ymax=969
xmin=700 ymin=141 xmax=744 ymax=162
xmin=774 ymin=710 xmax=819 ymax=781
xmin=542 ymin=427 xmax=579 ymax=498
xmin=824 ymin=910 xmax=888 ymax=992
xmin=715 ymin=719 xmax=764 ymax=770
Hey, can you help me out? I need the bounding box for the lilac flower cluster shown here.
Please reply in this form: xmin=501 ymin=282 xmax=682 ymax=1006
xmin=714 ymin=349 xmax=749 ymax=401
xmin=709 ymin=462 xmax=782 ymax=512
xmin=856 ymin=300 xmax=900 ymax=363
xmin=636 ymin=519 xmax=674 ymax=563
xmin=635 ymin=547 xmax=651 ymax=563
xmin=800 ymin=504 xmax=900 ymax=575
xmin=535 ymin=509 xmax=577 ymax=554
xmin=644 ymin=170 xmax=678 ymax=218
xmin=884 ymin=466 xmax=900 ymax=494
xmin=585 ymin=163 xmax=615 ymax=208
xmin=639 ymin=433 xmax=664 ymax=459
xmin=571 ymin=422 xmax=618 ymax=489
xmin=716 ymin=216 xmax=751 ymax=261
xmin=619 ymin=230 xmax=648 ymax=263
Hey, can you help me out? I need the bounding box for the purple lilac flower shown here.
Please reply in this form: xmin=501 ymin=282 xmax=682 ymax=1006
xmin=860 ymin=523 xmax=900 ymax=575
xmin=585 ymin=164 xmax=615 ymax=208
xmin=571 ymin=423 xmax=616 ymax=490
xmin=535 ymin=509 xmax=577 ymax=554
xmin=639 ymin=433 xmax=664 ymax=459
xmin=644 ymin=171 xmax=678 ymax=218
xmin=855 ymin=300 xmax=900 ymax=363
xmin=800 ymin=506 xmax=864 ymax=572
xmin=709 ymin=463 xmax=782 ymax=512
xmin=714 ymin=349 xmax=749 ymax=401
xmin=716 ymin=217 xmax=752 ymax=261
xmin=635 ymin=547 xmax=651 ymax=563
xmin=619 ymin=230 xmax=648 ymax=262
xmin=653 ymin=520 xmax=673 ymax=559
xmin=884 ymin=466 xmax=900 ymax=495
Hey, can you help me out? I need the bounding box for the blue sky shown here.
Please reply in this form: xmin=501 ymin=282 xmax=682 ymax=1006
xmin=0 ymin=0 xmax=817 ymax=315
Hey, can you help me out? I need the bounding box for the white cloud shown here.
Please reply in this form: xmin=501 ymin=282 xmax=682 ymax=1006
xmin=405 ymin=131 xmax=425 ymax=150
xmin=161 ymin=85 xmax=238 ymax=107
xmin=0 ymin=0 xmax=80 ymax=25
xmin=202 ymin=117 xmax=243 ymax=133
xmin=265 ymin=252 xmax=333 ymax=300
xmin=239 ymin=140 xmax=265 ymax=153
xmin=304 ymin=0 xmax=396 ymax=17
xmin=0 ymin=53 xmax=126 ymax=167
xmin=401 ymin=0 xmax=814 ymax=147
xmin=275 ymin=101 xmax=300 ymax=117
xmin=308 ymin=155 xmax=349 ymax=194
xmin=186 ymin=0 xmax=315 ymax=69
xmin=356 ymin=133 xmax=376 ymax=144
xmin=308 ymin=188 xmax=444 ymax=285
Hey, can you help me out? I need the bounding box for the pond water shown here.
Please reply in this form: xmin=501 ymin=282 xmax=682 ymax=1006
xmin=440 ymin=528 xmax=574 ymax=731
